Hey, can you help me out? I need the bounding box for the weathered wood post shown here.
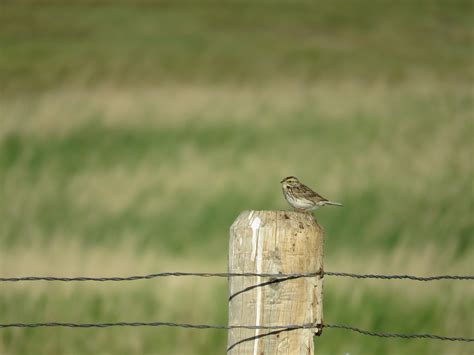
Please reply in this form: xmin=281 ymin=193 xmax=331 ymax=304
xmin=228 ymin=210 xmax=324 ymax=354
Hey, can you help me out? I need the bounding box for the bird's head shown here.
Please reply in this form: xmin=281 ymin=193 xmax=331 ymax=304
xmin=280 ymin=176 xmax=300 ymax=186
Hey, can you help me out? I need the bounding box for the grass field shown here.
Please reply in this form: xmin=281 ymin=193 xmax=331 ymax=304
xmin=1 ymin=1 xmax=473 ymax=354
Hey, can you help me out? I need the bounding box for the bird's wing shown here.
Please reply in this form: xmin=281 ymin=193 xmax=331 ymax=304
xmin=295 ymin=184 xmax=328 ymax=202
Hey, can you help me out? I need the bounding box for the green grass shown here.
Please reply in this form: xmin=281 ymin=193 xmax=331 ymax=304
xmin=1 ymin=0 xmax=473 ymax=354
xmin=1 ymin=0 xmax=473 ymax=93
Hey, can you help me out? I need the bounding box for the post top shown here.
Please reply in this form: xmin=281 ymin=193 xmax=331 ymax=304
xmin=231 ymin=210 xmax=320 ymax=230
xmin=238 ymin=209 xmax=316 ymax=217
xmin=239 ymin=209 xmax=310 ymax=215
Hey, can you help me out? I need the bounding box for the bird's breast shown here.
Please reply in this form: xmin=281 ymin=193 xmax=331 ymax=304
xmin=285 ymin=193 xmax=315 ymax=209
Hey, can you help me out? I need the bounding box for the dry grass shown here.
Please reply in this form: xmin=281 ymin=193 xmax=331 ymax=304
xmin=1 ymin=80 xmax=471 ymax=136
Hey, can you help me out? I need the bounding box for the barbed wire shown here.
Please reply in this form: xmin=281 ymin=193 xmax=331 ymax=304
xmin=324 ymin=324 xmax=474 ymax=342
xmin=1 ymin=271 xmax=472 ymax=282
xmin=0 ymin=272 xmax=316 ymax=282
xmin=324 ymin=272 xmax=474 ymax=281
xmin=0 ymin=321 xmax=301 ymax=330
xmin=2 ymin=270 xmax=472 ymax=348
xmin=0 ymin=321 xmax=471 ymax=343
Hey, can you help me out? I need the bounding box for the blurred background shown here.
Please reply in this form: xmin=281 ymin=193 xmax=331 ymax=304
xmin=0 ymin=0 xmax=473 ymax=354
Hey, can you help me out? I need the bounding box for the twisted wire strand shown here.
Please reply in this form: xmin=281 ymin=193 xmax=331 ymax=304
xmin=0 ymin=322 xmax=312 ymax=330
xmin=0 ymin=272 xmax=319 ymax=282
xmin=324 ymin=272 xmax=474 ymax=281
xmin=0 ymin=322 xmax=471 ymax=342
xmin=324 ymin=324 xmax=474 ymax=342
xmin=1 ymin=271 xmax=472 ymax=282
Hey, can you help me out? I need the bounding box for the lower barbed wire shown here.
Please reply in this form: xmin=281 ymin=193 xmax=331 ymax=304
xmin=0 ymin=322 xmax=472 ymax=343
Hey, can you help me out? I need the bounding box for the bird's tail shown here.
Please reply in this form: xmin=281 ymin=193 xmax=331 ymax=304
xmin=324 ymin=201 xmax=343 ymax=207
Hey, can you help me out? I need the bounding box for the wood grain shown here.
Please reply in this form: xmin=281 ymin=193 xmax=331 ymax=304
xmin=228 ymin=210 xmax=323 ymax=354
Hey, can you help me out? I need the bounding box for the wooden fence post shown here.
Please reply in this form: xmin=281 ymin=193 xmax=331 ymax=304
xmin=227 ymin=210 xmax=324 ymax=354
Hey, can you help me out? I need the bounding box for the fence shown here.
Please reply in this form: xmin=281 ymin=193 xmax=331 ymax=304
xmin=0 ymin=272 xmax=472 ymax=342
xmin=1 ymin=210 xmax=473 ymax=354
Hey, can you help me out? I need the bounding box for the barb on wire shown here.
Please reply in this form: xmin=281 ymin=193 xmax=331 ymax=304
xmin=0 ymin=321 xmax=472 ymax=343
xmin=1 ymin=271 xmax=472 ymax=282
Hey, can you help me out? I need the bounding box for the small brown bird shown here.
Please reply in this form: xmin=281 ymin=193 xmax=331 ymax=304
xmin=280 ymin=176 xmax=343 ymax=212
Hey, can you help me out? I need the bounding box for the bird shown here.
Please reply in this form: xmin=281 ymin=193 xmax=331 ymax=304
xmin=280 ymin=176 xmax=343 ymax=212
